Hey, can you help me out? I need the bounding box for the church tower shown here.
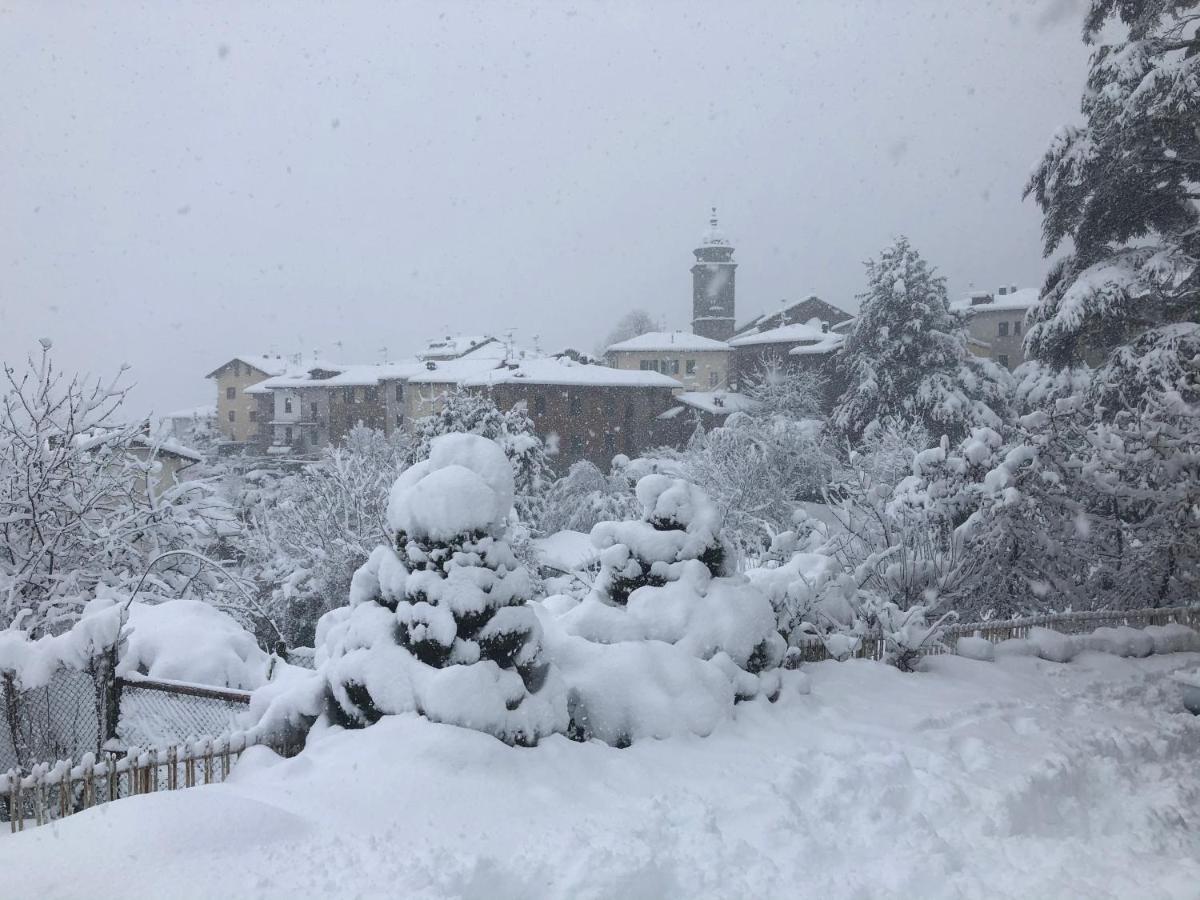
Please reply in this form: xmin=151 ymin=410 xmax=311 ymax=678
xmin=690 ymin=207 xmax=737 ymax=341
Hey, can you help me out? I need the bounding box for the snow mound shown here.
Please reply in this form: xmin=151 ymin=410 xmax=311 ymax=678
xmin=955 ymin=635 xmax=995 ymax=662
xmin=387 ymin=433 xmax=514 ymax=540
xmin=120 ymin=599 xmax=270 ymax=690
xmin=1027 ymin=627 xmax=1078 ymax=663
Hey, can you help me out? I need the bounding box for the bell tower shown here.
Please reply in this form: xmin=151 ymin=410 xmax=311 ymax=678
xmin=690 ymin=207 xmax=737 ymax=341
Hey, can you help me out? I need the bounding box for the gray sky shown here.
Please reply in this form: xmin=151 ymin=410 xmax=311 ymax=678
xmin=1 ymin=0 xmax=1090 ymax=417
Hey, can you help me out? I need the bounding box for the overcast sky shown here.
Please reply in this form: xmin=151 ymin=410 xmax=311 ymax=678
xmin=1 ymin=0 xmax=1091 ymax=417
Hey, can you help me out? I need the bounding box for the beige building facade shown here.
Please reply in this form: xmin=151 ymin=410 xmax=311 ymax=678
xmin=605 ymin=331 xmax=731 ymax=391
xmin=206 ymin=354 xmax=289 ymax=443
xmin=955 ymin=287 xmax=1038 ymax=371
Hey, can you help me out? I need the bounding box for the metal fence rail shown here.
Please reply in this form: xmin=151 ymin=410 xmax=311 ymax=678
xmin=115 ymin=675 xmax=250 ymax=750
xmin=792 ymin=604 xmax=1200 ymax=663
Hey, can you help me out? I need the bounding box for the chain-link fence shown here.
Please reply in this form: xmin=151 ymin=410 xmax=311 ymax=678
xmin=115 ymin=678 xmax=249 ymax=749
xmin=1 ymin=667 xmax=101 ymax=775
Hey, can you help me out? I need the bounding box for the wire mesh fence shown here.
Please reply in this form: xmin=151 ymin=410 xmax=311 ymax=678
xmin=115 ymin=677 xmax=250 ymax=750
xmin=1 ymin=667 xmax=100 ymax=776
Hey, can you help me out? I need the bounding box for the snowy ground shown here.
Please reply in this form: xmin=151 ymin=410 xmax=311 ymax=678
xmin=4 ymin=652 xmax=1200 ymax=900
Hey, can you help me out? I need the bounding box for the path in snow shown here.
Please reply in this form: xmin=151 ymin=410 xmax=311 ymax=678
xmin=3 ymin=652 xmax=1199 ymax=899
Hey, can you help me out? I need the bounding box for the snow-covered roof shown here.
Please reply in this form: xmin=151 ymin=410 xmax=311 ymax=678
xmin=729 ymin=319 xmax=833 ymax=348
xmin=789 ymin=332 xmax=845 ymax=356
xmin=130 ymin=435 xmax=204 ymax=463
xmin=248 ymin=359 xmax=426 ymax=392
xmin=418 ymin=335 xmax=497 ymax=360
xmin=462 ymin=357 xmax=682 ymax=389
xmin=951 ymin=288 xmax=1039 ymax=313
xmin=162 ymin=404 xmax=216 ymax=421
xmin=205 ymin=354 xmax=290 ymax=379
xmin=674 ymin=391 xmax=760 ymax=416
xmin=406 ymin=356 xmax=506 ymax=386
xmin=606 ymin=331 xmax=731 ymax=353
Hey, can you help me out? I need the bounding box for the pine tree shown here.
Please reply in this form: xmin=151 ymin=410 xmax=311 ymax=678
xmin=831 ymin=237 xmax=1011 ymax=445
xmin=1024 ymin=0 xmax=1200 ymax=366
xmin=323 ymin=433 xmax=565 ymax=745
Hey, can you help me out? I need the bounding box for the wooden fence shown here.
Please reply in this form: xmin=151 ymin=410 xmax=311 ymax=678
xmin=1 ymin=730 xmax=268 ymax=833
xmin=792 ymin=604 xmax=1200 ymax=663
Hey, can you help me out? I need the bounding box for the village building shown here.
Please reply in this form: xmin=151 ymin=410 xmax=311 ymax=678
xmin=461 ymin=357 xmax=681 ymax=469
xmin=205 ymin=354 xmax=290 ymax=445
xmin=604 ymin=330 xmax=731 ymax=391
xmin=655 ymin=390 xmax=761 ymax=446
xmin=951 ymin=286 xmax=1039 ymax=370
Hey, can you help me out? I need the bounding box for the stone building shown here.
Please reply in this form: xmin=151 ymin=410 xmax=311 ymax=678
xmin=462 ymin=357 xmax=681 ymax=470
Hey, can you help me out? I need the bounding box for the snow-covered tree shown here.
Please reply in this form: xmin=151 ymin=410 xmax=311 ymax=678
xmin=832 ymin=237 xmax=1011 ymax=444
xmin=412 ymin=390 xmax=553 ymax=529
xmin=321 ymin=434 xmax=566 ymax=745
xmin=241 ymin=425 xmax=410 ymax=647
xmin=600 ymin=308 xmax=658 ymax=353
xmin=743 ymin=358 xmax=826 ymax=421
xmin=1023 ymin=0 xmax=1200 ymax=366
xmin=0 ymin=344 xmax=233 ymax=635
xmin=542 ymin=459 xmax=639 ymax=535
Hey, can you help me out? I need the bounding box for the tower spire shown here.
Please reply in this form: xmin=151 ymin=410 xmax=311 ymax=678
xmin=691 ymin=207 xmax=737 ymax=340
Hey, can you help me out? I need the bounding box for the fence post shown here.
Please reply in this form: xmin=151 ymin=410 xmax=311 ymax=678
xmin=92 ymin=639 xmax=123 ymax=753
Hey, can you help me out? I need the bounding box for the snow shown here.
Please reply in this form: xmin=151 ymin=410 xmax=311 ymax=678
xmin=387 ymin=433 xmax=515 ymax=539
xmin=461 ymin=356 xmax=682 ymax=389
xmin=728 ymin=318 xmax=834 ymax=347
xmin=129 ymin=434 xmax=204 ymax=463
xmin=5 ymin=653 xmax=1200 ymax=897
xmin=419 ymin=335 xmax=499 ymax=360
xmin=673 ymin=390 xmax=760 ymax=416
xmin=533 ymin=530 xmax=599 ymax=573
xmin=119 ymin=599 xmax=271 ymax=690
xmin=950 ymin=288 xmax=1039 ymax=313
xmin=605 ymin=331 xmax=731 ymax=353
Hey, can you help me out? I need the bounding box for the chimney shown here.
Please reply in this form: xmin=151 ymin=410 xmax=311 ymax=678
xmin=998 ymin=286 xmax=1008 ymax=296
xmin=1010 ymin=284 xmax=1017 ymax=294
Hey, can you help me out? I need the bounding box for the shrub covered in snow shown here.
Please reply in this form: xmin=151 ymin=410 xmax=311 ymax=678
xmin=320 ymin=434 xmax=566 ymax=746
xmin=550 ymin=475 xmax=786 ymax=745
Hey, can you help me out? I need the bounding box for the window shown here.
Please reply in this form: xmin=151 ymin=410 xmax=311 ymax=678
xmin=709 ymin=371 xmax=719 ymax=387
xmin=639 ymin=360 xmax=658 ymax=372
xmin=534 ymin=395 xmax=546 ymax=415
xmin=998 ymin=354 xmax=1010 ymax=369
xmin=249 ymin=410 xmax=258 ymax=422
xmin=396 ymin=413 xmax=404 ymax=429
xmin=343 ymin=387 xmax=355 ymax=402
xmin=233 ymin=361 xmax=241 ymax=377
xmin=284 ymin=397 xmax=293 ymax=414
xmin=226 ymin=386 xmax=236 ymax=400
xmin=998 ymin=321 xmax=1009 ymax=337
xmin=228 ymin=410 xmax=236 ymax=422
xmin=685 ymin=360 xmax=696 ymax=376
xmin=308 ymin=430 xmax=318 ymax=446
xmin=395 ymin=383 xmax=404 ymax=401
xmin=1013 ymin=320 xmax=1022 ymax=336
xmin=310 ymin=403 xmax=318 ymax=419
xmin=284 ymin=426 xmax=293 ymax=444
xmin=364 ymin=386 xmax=378 ymax=402
xmin=668 ymin=359 xmax=680 ymax=375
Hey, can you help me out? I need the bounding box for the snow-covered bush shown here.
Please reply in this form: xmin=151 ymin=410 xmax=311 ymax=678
xmin=320 ymin=434 xmax=566 ymax=746
xmin=0 ymin=344 xmax=237 ymax=635
xmin=241 ymin=425 xmax=409 ymax=647
xmin=550 ymin=474 xmax=786 ymax=744
xmin=541 ymin=459 xmax=639 ymax=536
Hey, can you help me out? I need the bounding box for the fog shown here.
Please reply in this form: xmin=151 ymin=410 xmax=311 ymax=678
xmin=1 ymin=0 xmax=1089 ymax=416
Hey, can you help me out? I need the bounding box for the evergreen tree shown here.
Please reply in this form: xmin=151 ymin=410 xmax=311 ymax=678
xmin=323 ymin=434 xmax=565 ymax=745
xmin=832 ymin=237 xmax=1011 ymax=444
xmin=1024 ymin=0 xmax=1200 ymax=366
